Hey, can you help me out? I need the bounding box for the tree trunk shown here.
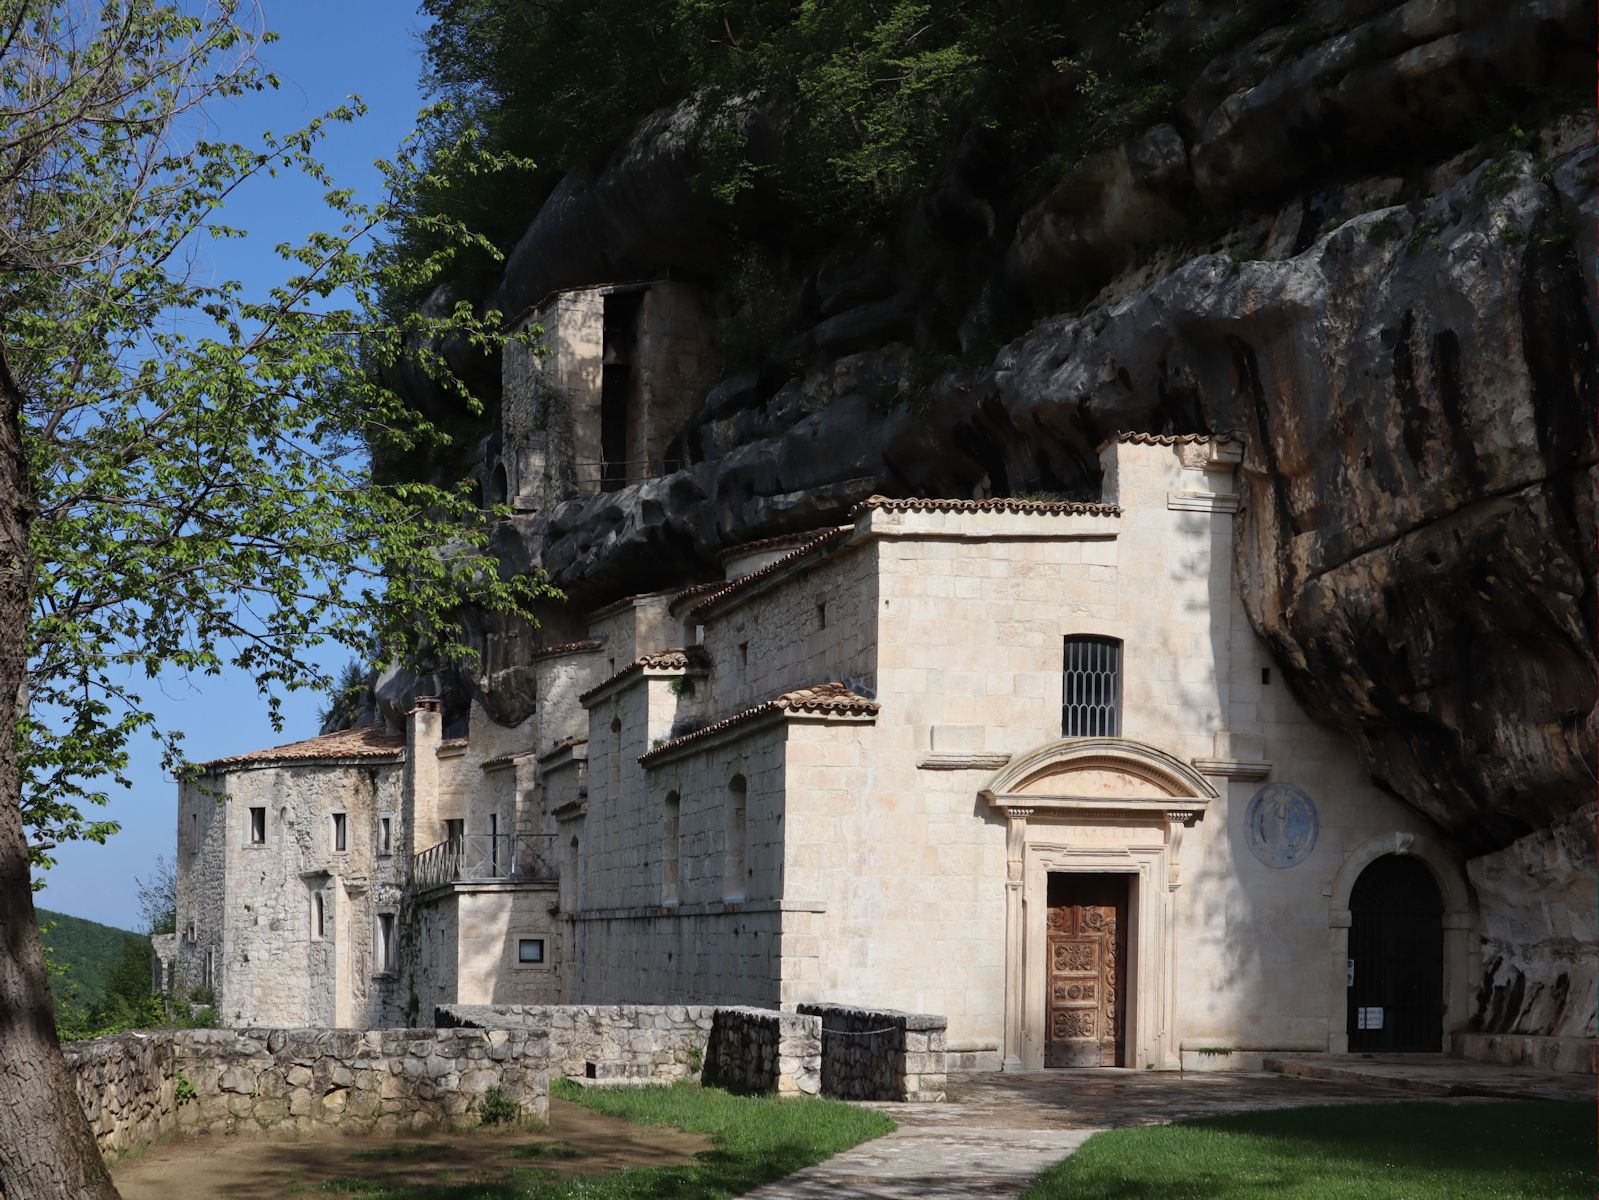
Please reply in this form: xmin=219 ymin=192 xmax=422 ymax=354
xmin=0 ymin=354 xmax=121 ymax=1198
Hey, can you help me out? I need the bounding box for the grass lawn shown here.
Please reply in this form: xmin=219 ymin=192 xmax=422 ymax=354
xmin=1022 ymin=1101 xmax=1594 ymax=1200
xmin=305 ymin=1078 xmax=895 ymax=1198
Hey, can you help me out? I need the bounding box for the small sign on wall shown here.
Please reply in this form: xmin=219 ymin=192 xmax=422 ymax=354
xmin=1357 ymin=1007 xmax=1384 ymax=1030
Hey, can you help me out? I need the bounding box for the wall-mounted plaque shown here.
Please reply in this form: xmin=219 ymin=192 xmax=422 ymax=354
xmin=1245 ymin=783 xmax=1318 ymax=868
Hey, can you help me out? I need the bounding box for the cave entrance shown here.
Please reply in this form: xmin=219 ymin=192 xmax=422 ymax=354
xmin=1347 ymin=854 xmax=1444 ymax=1052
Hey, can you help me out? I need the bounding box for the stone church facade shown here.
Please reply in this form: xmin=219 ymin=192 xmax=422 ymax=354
xmin=165 ymin=282 xmax=1483 ymax=1072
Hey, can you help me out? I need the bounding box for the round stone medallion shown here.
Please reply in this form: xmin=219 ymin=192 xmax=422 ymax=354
xmin=1245 ymin=783 xmax=1318 ymax=868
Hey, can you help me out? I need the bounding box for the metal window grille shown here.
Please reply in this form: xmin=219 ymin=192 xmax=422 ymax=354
xmin=1062 ymin=636 xmax=1122 ymax=737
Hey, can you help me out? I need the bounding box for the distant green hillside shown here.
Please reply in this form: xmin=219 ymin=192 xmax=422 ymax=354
xmin=38 ymin=908 xmax=145 ymax=1009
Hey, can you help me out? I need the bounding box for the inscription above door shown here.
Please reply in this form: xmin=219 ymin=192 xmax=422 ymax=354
xmin=1045 ymin=874 xmax=1126 ymax=1067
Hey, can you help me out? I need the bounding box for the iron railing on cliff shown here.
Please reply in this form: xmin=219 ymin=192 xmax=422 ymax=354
xmin=409 ymin=833 xmax=558 ymax=891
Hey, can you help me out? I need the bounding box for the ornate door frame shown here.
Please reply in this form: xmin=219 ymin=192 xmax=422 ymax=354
xmin=982 ymin=737 xmax=1216 ymax=1072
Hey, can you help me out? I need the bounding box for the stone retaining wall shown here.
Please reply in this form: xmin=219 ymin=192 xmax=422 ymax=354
xmin=702 ymin=1007 xmax=821 ymax=1096
xmin=797 ymin=1003 xmax=947 ymax=1101
xmin=61 ymin=1027 xmax=549 ymax=1163
xmin=66 ymin=1031 xmax=178 ymax=1159
xmin=1453 ymin=1030 xmax=1597 ymax=1074
xmin=437 ymin=1004 xmax=714 ymax=1081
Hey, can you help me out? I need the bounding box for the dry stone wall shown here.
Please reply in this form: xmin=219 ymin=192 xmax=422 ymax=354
xmin=61 ymin=1027 xmax=549 ymax=1164
xmin=702 ymin=1007 xmax=821 ymax=1096
xmin=437 ymin=1003 xmax=713 ymax=1081
xmin=798 ymin=1003 xmax=947 ymax=1101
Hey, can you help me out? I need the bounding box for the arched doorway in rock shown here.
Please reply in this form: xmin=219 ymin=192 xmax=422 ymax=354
xmin=1347 ymin=854 xmax=1444 ymax=1052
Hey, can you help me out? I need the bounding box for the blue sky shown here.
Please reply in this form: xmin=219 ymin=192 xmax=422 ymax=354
xmin=35 ymin=1 xmax=436 ymax=930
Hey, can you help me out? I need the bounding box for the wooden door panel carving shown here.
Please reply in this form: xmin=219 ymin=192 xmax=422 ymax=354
xmin=1045 ymin=875 xmax=1125 ymax=1067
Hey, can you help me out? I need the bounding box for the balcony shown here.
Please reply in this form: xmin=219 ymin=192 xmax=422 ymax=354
xmin=409 ymin=833 xmax=557 ymax=892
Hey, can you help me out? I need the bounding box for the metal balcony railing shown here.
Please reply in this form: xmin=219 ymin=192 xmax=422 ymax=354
xmin=410 ymin=833 xmax=558 ymax=891
xmin=572 ymin=457 xmax=682 ymax=490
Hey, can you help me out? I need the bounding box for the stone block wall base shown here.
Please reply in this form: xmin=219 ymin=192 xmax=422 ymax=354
xmin=1178 ymin=1049 xmax=1267 ymax=1072
xmin=1453 ymin=1031 xmax=1597 ymax=1075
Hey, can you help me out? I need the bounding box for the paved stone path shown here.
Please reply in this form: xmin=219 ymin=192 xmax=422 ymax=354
xmin=739 ymin=1069 xmax=1412 ymax=1200
xmin=1264 ymin=1052 xmax=1593 ymax=1102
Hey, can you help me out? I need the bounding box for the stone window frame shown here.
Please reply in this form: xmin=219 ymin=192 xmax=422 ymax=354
xmin=312 ymin=890 xmax=326 ymax=941
xmin=375 ymin=910 xmax=397 ymax=975
xmin=513 ymin=937 xmax=549 ymax=970
xmin=248 ymin=806 xmax=266 ymax=845
xmin=331 ymin=811 xmax=348 ymax=855
xmin=377 ymin=814 xmax=393 ymax=856
xmin=661 ymin=791 xmax=681 ymax=905
xmin=724 ymin=774 xmax=748 ymax=902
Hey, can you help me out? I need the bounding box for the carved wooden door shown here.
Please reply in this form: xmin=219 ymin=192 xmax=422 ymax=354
xmin=1045 ymin=874 xmax=1125 ymax=1067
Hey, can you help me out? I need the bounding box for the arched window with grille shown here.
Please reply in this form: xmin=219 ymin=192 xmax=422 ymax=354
xmin=1062 ymin=636 xmax=1122 ymax=737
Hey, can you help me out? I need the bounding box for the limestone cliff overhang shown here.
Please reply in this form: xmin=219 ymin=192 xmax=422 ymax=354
xmin=195 ymin=725 xmax=405 ymax=776
xmin=578 ymin=647 xmax=710 ymax=708
xmin=979 ymin=737 xmax=1218 ymax=819
xmin=639 ymin=682 xmax=879 ymax=769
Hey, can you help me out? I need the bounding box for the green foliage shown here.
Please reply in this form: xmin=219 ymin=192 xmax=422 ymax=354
xmin=317 ymin=659 xmax=372 ymax=731
xmin=711 ymin=251 xmax=796 ymax=371
xmin=37 ymin=909 xmax=144 ymax=1017
xmin=1021 ymin=1101 xmax=1593 ymax=1200
xmin=173 ymin=1073 xmax=196 ymax=1106
xmin=4 ymin=1 xmax=559 ymax=872
xmin=477 ymin=1084 xmax=522 ymax=1127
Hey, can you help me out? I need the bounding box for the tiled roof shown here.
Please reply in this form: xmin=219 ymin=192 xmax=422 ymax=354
xmin=667 ymin=580 xmax=722 ymax=614
xmin=436 ymin=737 xmax=469 ymax=755
xmin=480 ymin=749 xmax=538 ymax=770
xmin=585 ymin=588 xmax=684 ymax=623
xmin=528 ymin=638 xmax=605 ymax=661
xmin=715 ymin=529 xmax=835 ymax=561
xmin=851 ymin=495 xmax=1120 ymax=517
xmin=579 ymin=647 xmax=708 ymax=705
xmin=201 ymin=725 xmax=404 ymax=770
xmin=537 ymin=737 xmax=588 ymax=764
xmin=688 ymin=527 xmax=854 ymax=621
xmin=639 ymin=683 xmax=878 ymax=766
xmin=1109 ymin=431 xmax=1241 ymax=446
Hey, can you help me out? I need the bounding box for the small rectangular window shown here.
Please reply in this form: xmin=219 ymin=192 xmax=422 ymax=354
xmin=332 ymin=812 xmax=347 ymax=853
xmin=377 ymin=912 xmax=396 ymax=972
xmin=313 ymin=892 xmax=325 ymax=940
xmin=249 ymin=807 xmax=266 ymax=844
xmin=378 ymin=816 xmax=392 ymax=856
xmin=517 ymin=938 xmax=545 ymax=964
xmin=444 ymin=818 xmax=464 ymax=843
xmin=816 ymin=602 xmax=827 ymax=630
xmin=738 ymin=642 xmax=749 ymax=667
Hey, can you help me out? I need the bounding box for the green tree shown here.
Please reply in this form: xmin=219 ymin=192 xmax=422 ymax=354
xmin=0 ymin=3 xmax=548 ymax=1195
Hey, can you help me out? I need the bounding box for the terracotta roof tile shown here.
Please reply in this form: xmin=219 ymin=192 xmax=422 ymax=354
xmin=667 ymin=580 xmax=722 ymax=614
xmin=585 ymin=588 xmax=684 ymax=622
xmin=436 ymin=737 xmax=469 ymax=755
xmin=528 ymin=638 xmax=605 ymax=662
xmin=1108 ymin=431 xmax=1241 ymax=446
xmin=480 ymin=749 xmax=538 ymax=770
xmin=688 ymin=527 xmax=854 ymax=621
xmin=639 ymin=683 xmax=878 ymax=766
xmin=850 ymin=495 xmax=1120 ymax=517
xmin=715 ymin=529 xmax=836 ymax=561
xmin=202 ymin=725 xmax=404 ymax=771
xmin=579 ymin=647 xmax=708 ymax=705
xmin=537 ymin=737 xmax=588 ymax=764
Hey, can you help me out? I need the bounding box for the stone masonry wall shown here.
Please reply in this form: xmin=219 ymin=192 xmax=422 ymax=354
xmin=702 ymin=1007 xmax=821 ymax=1096
xmin=437 ymin=1003 xmax=714 ymax=1081
xmin=798 ymin=1003 xmax=947 ymax=1101
xmin=61 ymin=1027 xmax=550 ymax=1164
